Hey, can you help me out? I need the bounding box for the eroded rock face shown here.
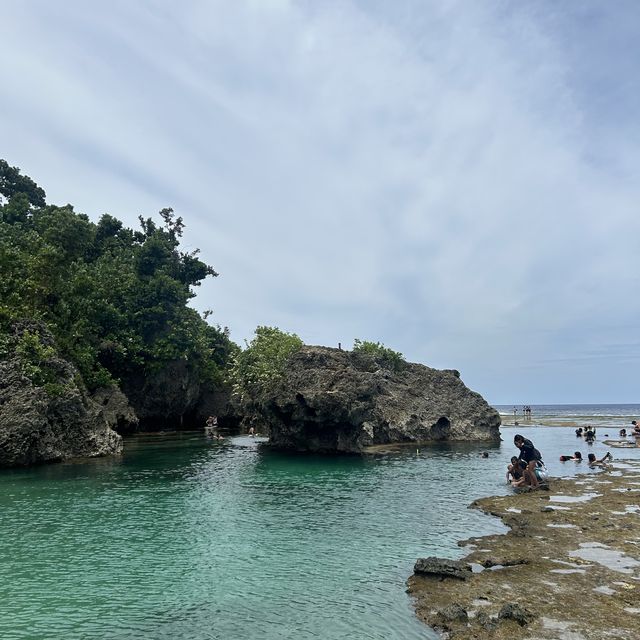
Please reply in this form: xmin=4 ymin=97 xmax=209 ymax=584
xmin=91 ymin=387 xmax=139 ymax=435
xmin=236 ymin=346 xmax=500 ymax=452
xmin=122 ymin=360 xmax=204 ymax=429
xmin=0 ymin=354 xmax=122 ymax=468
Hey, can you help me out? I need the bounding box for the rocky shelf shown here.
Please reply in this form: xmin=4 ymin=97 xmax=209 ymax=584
xmin=408 ymin=461 xmax=640 ymax=639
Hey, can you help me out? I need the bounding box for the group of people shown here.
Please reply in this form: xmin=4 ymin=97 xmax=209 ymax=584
xmin=629 ymin=421 xmax=640 ymax=438
xmin=559 ymin=451 xmax=612 ymax=466
xmin=506 ymin=434 xmax=547 ymax=488
xmin=205 ymin=416 xmax=258 ymax=440
xmin=575 ymin=426 xmax=597 ymax=443
xmin=205 ymin=415 xmax=224 ymax=440
xmin=512 ymin=406 xmax=533 ymax=419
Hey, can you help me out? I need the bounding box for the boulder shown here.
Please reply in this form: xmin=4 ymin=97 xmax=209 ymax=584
xmin=497 ymin=603 xmax=535 ymax=626
xmin=236 ymin=346 xmax=500 ymax=452
xmin=414 ymin=557 xmax=472 ymax=581
xmin=436 ymin=603 xmax=469 ymax=623
xmin=91 ymin=387 xmax=139 ymax=434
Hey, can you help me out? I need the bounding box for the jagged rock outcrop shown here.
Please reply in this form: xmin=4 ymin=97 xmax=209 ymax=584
xmin=91 ymin=387 xmax=139 ymax=434
xmin=236 ymin=346 xmax=500 ymax=452
xmin=0 ymin=334 xmax=122 ymax=468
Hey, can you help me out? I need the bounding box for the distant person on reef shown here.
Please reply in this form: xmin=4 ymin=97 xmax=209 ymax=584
xmin=585 ymin=426 xmax=596 ymax=443
xmin=632 ymin=421 xmax=640 ymax=436
xmin=620 ymin=428 xmax=627 ymax=437
xmin=588 ymin=452 xmax=612 ymax=467
xmin=575 ymin=427 xmax=583 ymax=437
xmin=514 ymin=434 xmax=543 ymax=488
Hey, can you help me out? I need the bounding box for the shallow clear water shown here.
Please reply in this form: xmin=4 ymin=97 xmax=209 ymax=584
xmin=1 ymin=424 xmax=638 ymax=640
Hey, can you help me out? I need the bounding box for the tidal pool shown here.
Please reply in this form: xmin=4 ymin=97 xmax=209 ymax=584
xmin=0 ymin=426 xmax=637 ymax=639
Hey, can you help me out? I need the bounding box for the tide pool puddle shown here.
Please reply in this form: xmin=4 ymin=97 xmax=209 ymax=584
xmin=550 ymin=493 xmax=601 ymax=503
xmin=569 ymin=542 xmax=640 ymax=574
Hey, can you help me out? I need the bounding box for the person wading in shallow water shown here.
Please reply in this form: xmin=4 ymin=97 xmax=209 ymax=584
xmin=514 ymin=434 xmax=543 ymax=488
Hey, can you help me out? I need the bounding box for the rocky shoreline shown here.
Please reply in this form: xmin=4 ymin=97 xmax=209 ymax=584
xmin=409 ymin=461 xmax=640 ymax=639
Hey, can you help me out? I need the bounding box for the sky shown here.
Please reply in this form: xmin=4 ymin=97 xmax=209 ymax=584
xmin=1 ymin=0 xmax=639 ymax=404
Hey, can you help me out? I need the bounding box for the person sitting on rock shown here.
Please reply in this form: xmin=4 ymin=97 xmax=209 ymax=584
xmin=507 ymin=456 xmax=526 ymax=486
xmin=588 ymin=452 xmax=612 ymax=467
xmin=514 ymin=434 xmax=543 ymax=488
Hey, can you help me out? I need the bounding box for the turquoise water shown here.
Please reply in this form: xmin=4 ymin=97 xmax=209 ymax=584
xmin=2 ymin=424 xmax=636 ymax=639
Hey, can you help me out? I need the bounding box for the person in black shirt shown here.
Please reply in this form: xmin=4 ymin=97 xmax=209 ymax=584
xmin=514 ymin=434 xmax=542 ymax=487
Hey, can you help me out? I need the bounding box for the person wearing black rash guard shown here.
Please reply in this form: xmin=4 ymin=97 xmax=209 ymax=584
xmin=514 ymin=434 xmax=542 ymax=487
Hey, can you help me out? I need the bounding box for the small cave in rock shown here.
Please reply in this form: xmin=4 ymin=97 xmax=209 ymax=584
xmin=432 ymin=416 xmax=451 ymax=440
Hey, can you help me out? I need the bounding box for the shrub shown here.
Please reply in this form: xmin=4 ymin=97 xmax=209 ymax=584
xmin=230 ymin=326 xmax=303 ymax=396
xmin=352 ymin=339 xmax=405 ymax=372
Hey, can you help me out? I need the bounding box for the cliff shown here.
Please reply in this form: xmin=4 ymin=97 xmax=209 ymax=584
xmin=236 ymin=345 xmax=500 ymax=452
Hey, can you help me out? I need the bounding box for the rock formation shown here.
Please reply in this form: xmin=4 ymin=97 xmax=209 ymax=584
xmin=0 ymin=324 xmax=122 ymax=467
xmin=236 ymin=345 xmax=500 ymax=452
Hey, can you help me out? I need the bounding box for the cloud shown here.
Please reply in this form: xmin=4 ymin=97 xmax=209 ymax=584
xmin=1 ymin=0 xmax=638 ymax=402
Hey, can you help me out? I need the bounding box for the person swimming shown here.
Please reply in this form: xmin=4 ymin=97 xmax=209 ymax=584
xmin=559 ymin=451 xmax=582 ymax=462
xmin=588 ymin=452 xmax=612 ymax=466
xmin=620 ymin=428 xmax=627 ymax=437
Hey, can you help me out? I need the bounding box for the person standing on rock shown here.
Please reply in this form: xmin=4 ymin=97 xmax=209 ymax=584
xmin=514 ymin=434 xmax=542 ymax=488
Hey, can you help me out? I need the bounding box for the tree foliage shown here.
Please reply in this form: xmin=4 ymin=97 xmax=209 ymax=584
xmin=0 ymin=159 xmax=236 ymax=391
xmin=229 ymin=326 xmax=303 ymax=396
xmin=352 ymin=339 xmax=405 ymax=372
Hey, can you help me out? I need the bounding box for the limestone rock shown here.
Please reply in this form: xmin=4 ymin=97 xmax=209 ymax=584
xmin=414 ymin=557 xmax=472 ymax=580
xmin=237 ymin=346 xmax=500 ymax=453
xmin=0 ymin=345 xmax=122 ymax=468
xmin=91 ymin=387 xmax=139 ymax=434
xmin=436 ymin=603 xmax=469 ymax=623
xmin=122 ymin=359 xmax=202 ymax=429
xmin=497 ymin=602 xmax=535 ymax=626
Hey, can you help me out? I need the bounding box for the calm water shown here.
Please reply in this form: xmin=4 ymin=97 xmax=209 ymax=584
xmin=495 ymin=403 xmax=640 ymax=429
xmin=1 ymin=416 xmax=639 ymax=640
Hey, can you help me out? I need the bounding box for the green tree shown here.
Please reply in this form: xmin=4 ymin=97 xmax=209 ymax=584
xmin=0 ymin=159 xmax=236 ymax=394
xmin=229 ymin=326 xmax=303 ymax=395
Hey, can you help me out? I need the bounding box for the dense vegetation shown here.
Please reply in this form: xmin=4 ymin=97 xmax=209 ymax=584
xmin=0 ymin=160 xmax=237 ymax=394
xmin=229 ymin=326 xmax=303 ymax=397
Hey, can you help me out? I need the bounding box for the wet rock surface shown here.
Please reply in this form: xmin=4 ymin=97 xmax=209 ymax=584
xmin=237 ymin=346 xmax=500 ymax=452
xmin=414 ymin=557 xmax=472 ymax=580
xmin=408 ymin=461 xmax=640 ymax=639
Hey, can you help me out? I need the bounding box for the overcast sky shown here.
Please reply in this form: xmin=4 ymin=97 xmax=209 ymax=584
xmin=1 ymin=0 xmax=639 ymax=404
